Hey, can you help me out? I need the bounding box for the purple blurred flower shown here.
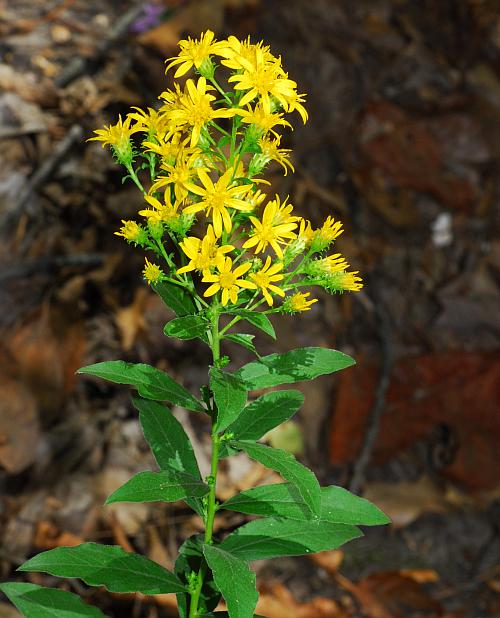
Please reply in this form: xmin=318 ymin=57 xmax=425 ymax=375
xmin=131 ymin=3 xmax=166 ymax=34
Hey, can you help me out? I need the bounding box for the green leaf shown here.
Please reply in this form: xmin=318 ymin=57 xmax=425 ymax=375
xmin=237 ymin=347 xmax=355 ymax=389
xmin=229 ymin=309 xmax=276 ymax=339
xmin=18 ymin=543 xmax=185 ymax=595
xmin=231 ymin=441 xmax=321 ymax=518
xmin=220 ymin=518 xmax=362 ymax=560
xmin=224 ymin=333 xmax=257 ymax=355
xmin=175 ymin=535 xmax=220 ymax=618
xmin=225 ymin=390 xmax=304 ymax=441
xmin=0 ymin=583 xmax=106 ymax=617
xmin=210 ymin=368 xmax=247 ymax=432
xmin=221 ymin=483 xmax=390 ymax=526
xmin=134 ymin=397 xmax=203 ymax=515
xmin=153 ymin=281 xmax=196 ymax=316
xmin=164 ymin=315 xmax=209 ymax=340
xmin=203 ymin=545 xmax=258 ymax=618
xmin=77 ymin=361 xmax=203 ymax=413
xmin=105 ymin=470 xmax=209 ymax=505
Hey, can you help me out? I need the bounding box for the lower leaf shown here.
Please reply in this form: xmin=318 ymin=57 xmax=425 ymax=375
xmin=203 ymin=544 xmax=258 ymax=618
xmin=0 ymin=582 xmax=106 ymax=617
xmin=18 ymin=543 xmax=186 ymax=595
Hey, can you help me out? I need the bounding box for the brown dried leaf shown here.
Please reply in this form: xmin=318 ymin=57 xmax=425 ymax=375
xmin=256 ymin=582 xmax=346 ymax=618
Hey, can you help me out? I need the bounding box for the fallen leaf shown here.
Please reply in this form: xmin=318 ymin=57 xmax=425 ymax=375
xmin=115 ymin=287 xmax=148 ymax=350
xmin=330 ymin=353 xmax=500 ymax=492
xmin=256 ymin=582 xmax=346 ymax=618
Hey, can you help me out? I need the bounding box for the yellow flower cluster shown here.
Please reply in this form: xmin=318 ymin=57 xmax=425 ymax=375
xmin=91 ymin=31 xmax=363 ymax=309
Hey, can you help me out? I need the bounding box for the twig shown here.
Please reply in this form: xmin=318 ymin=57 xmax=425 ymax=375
xmin=0 ymin=253 xmax=103 ymax=283
xmin=349 ymin=277 xmax=395 ymax=494
xmin=54 ymin=3 xmax=144 ymax=88
xmin=4 ymin=124 xmax=83 ymax=231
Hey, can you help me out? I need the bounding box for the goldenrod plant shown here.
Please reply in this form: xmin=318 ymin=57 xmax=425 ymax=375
xmin=1 ymin=32 xmax=389 ymax=618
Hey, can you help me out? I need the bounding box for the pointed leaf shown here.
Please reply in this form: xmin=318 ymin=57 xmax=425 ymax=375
xmin=237 ymin=347 xmax=355 ymax=389
xmin=203 ymin=545 xmax=258 ymax=618
xmin=134 ymin=397 xmax=203 ymax=515
xmin=220 ymin=518 xmax=362 ymax=560
xmin=105 ymin=470 xmax=209 ymax=505
xmin=231 ymin=441 xmax=321 ymax=517
xmin=226 ymin=390 xmax=304 ymax=441
xmin=175 ymin=535 xmax=221 ymax=618
xmin=0 ymin=583 xmax=106 ymax=618
xmin=224 ymin=333 xmax=257 ymax=355
xmin=18 ymin=543 xmax=185 ymax=595
xmin=210 ymin=368 xmax=247 ymax=432
xmin=153 ymin=281 xmax=196 ymax=316
xmin=164 ymin=315 xmax=209 ymax=340
xmin=229 ymin=310 xmax=276 ymax=339
xmin=78 ymin=361 xmax=203 ymax=412
xmin=222 ymin=483 xmax=390 ymax=526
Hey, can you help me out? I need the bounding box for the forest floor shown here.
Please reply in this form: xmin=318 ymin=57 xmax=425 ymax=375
xmin=0 ymin=1 xmax=499 ymax=616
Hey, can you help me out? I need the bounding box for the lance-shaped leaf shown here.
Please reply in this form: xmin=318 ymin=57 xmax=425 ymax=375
xmin=229 ymin=309 xmax=276 ymax=340
xmin=175 ymin=535 xmax=221 ymax=618
xmin=78 ymin=361 xmax=203 ymax=412
xmin=231 ymin=441 xmax=321 ymax=517
xmin=153 ymin=280 xmax=196 ymax=316
xmin=18 ymin=543 xmax=186 ymax=595
xmin=222 ymin=483 xmax=390 ymax=526
xmin=224 ymin=333 xmax=257 ymax=355
xmin=203 ymin=545 xmax=258 ymax=618
xmin=237 ymin=347 xmax=355 ymax=389
xmin=134 ymin=397 xmax=203 ymax=515
xmin=210 ymin=368 xmax=247 ymax=432
xmin=0 ymin=583 xmax=106 ymax=618
xmin=220 ymin=518 xmax=362 ymax=560
xmin=164 ymin=315 xmax=209 ymax=341
xmin=225 ymin=390 xmax=304 ymax=441
xmin=105 ymin=470 xmax=209 ymax=505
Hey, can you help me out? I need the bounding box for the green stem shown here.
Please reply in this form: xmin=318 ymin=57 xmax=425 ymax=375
xmin=126 ymin=164 xmax=146 ymax=194
xmin=188 ymin=307 xmax=221 ymax=618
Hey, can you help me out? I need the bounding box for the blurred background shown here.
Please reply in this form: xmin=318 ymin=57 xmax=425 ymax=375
xmin=0 ymin=1 xmax=499 ymax=616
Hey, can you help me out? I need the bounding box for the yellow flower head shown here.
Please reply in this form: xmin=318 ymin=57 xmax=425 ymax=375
xmin=320 ymin=254 xmax=349 ymax=274
xmin=312 ymin=215 xmax=343 ymax=251
xmin=127 ymin=107 xmax=168 ymax=137
xmin=88 ymin=115 xmax=139 ymax=161
xmin=115 ymin=220 xmax=144 ymax=244
xmin=333 ymin=271 xmax=363 ymax=292
xmin=143 ymin=258 xmax=163 ymax=285
xmin=249 ymin=256 xmax=285 ymax=306
xmin=257 ymin=135 xmax=294 ymax=175
xmin=287 ymin=292 xmax=318 ymax=312
xmin=184 ymin=167 xmax=253 ymax=237
xmin=243 ymin=195 xmax=299 ymax=257
xmin=234 ymin=102 xmax=291 ymax=137
xmin=177 ymin=224 xmax=234 ymax=276
xmin=219 ymin=36 xmax=278 ymax=73
xmin=203 ymin=256 xmax=256 ymax=306
xmin=139 ymin=193 xmax=180 ymax=224
xmin=166 ymin=30 xmax=225 ymax=78
xmin=168 ymin=77 xmax=235 ymax=147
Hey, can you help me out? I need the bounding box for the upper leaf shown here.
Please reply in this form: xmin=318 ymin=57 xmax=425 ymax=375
xmin=105 ymin=470 xmax=209 ymax=505
xmin=164 ymin=315 xmax=209 ymax=341
xmin=153 ymin=280 xmax=196 ymax=316
xmin=225 ymin=390 xmax=304 ymax=442
xmin=18 ymin=543 xmax=186 ymax=595
xmin=231 ymin=441 xmax=321 ymax=518
xmin=203 ymin=545 xmax=258 ymax=618
xmin=78 ymin=361 xmax=203 ymax=412
xmin=221 ymin=483 xmax=390 ymax=526
xmin=237 ymin=347 xmax=355 ymax=389
xmin=220 ymin=518 xmax=362 ymax=560
xmin=0 ymin=583 xmax=106 ymax=618
xmin=210 ymin=368 xmax=247 ymax=432
xmin=134 ymin=397 xmax=203 ymax=515
xmin=224 ymin=333 xmax=257 ymax=355
xmin=229 ymin=309 xmax=276 ymax=340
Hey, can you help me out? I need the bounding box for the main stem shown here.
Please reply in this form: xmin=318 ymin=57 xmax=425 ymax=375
xmin=188 ymin=308 xmax=221 ymax=618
